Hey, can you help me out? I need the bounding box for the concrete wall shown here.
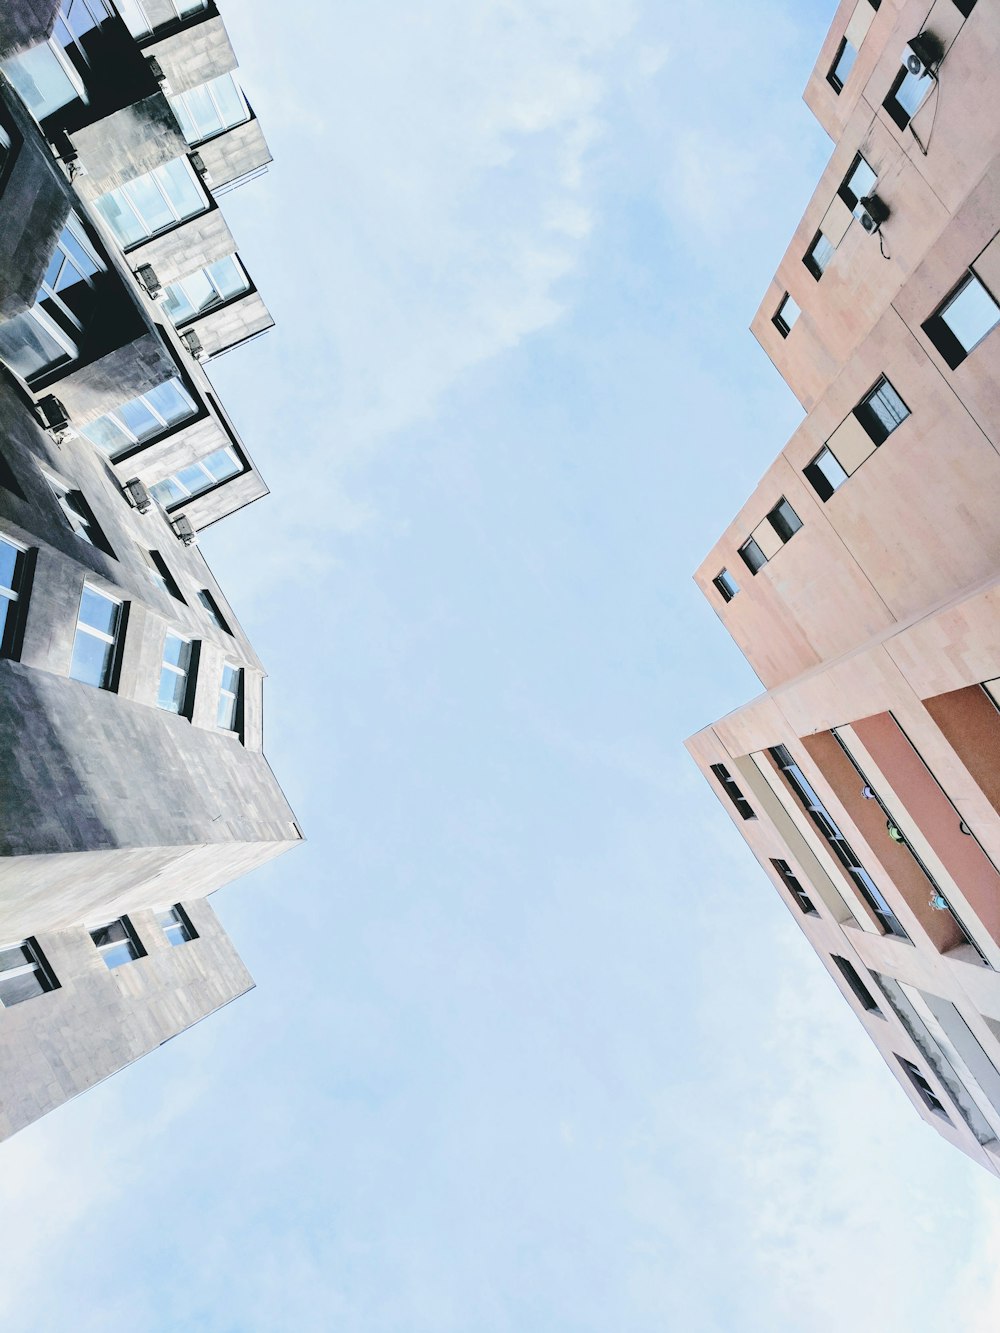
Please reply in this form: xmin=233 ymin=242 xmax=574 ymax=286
xmin=72 ymin=94 xmax=189 ymax=200
xmin=146 ymin=15 xmax=237 ymax=95
xmin=199 ymin=117 xmax=271 ymax=189
xmin=0 ymin=0 xmax=60 ymax=60
xmin=197 ymin=290 xmax=273 ymax=358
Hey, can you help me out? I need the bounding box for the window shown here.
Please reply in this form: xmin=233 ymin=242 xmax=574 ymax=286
xmin=884 ymin=66 xmax=932 ymax=130
xmin=838 ymin=154 xmax=877 ymax=211
xmin=767 ymin=498 xmax=802 ymax=543
xmin=79 ymin=378 xmax=197 ymax=458
xmin=897 ymin=1056 xmax=950 ymax=1119
xmin=90 ymin=917 xmax=144 ymax=969
xmin=0 ymin=215 xmax=105 ymax=381
xmin=217 ymin=662 xmax=242 ymax=731
xmin=157 ymin=904 xmax=197 ymax=946
xmin=138 ymin=547 xmax=184 ymax=600
xmin=2 ymin=37 xmax=87 ymax=121
xmin=769 ymin=744 xmax=908 ymax=938
xmin=923 ymin=274 xmax=1000 ymax=369
xmin=95 ymin=158 xmax=208 ymax=249
xmin=712 ymin=568 xmax=739 ymax=603
xmin=157 ymin=632 xmax=194 ymax=713
xmin=0 ymin=448 xmax=24 ymax=499
xmin=70 ymin=585 xmax=122 ymax=689
xmin=827 ymin=37 xmax=857 ymax=93
xmin=169 ymin=73 xmax=249 ymax=144
xmin=804 ymin=446 xmax=848 ymax=502
xmin=854 ymin=376 xmax=909 ymax=444
xmin=772 ymin=294 xmax=800 ymax=338
xmin=0 ymin=536 xmax=28 ymax=658
xmin=709 ymin=762 xmax=755 ymax=820
xmin=771 ymin=858 xmax=817 ymax=915
xmin=117 ymin=0 xmax=207 ymax=38
xmin=738 ymin=537 xmax=767 ymax=575
xmin=196 ymin=587 xmax=230 ymax=633
xmin=162 ymin=256 xmax=250 ymax=326
xmin=804 ymin=231 xmax=836 ymax=280
xmin=0 ymin=939 xmax=58 ymax=1006
xmin=149 ymin=446 xmax=242 ymax=508
xmin=831 ymin=954 xmax=882 ymax=1013
xmin=0 ymin=123 xmax=11 ymax=175
xmin=44 ymin=474 xmax=112 ymax=552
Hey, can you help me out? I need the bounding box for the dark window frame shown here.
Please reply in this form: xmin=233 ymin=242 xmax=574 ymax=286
xmin=710 ymin=762 xmax=756 ymax=821
xmin=772 ymin=294 xmax=799 ymax=338
xmin=837 ymin=152 xmax=877 ymax=211
xmin=738 ymin=537 xmax=767 ymax=575
xmin=897 ymin=1056 xmax=950 ymax=1120
xmin=767 ymin=498 xmax=802 ymax=544
xmin=922 ymin=272 xmax=1000 ymax=370
xmin=771 ymin=858 xmax=818 ymax=915
xmin=831 ymin=954 xmax=883 ymax=1013
xmin=804 ymin=446 xmax=847 ymax=503
xmin=712 ymin=569 xmax=739 ymax=603
xmin=804 ymin=231 xmax=834 ymax=281
xmin=827 ymin=37 xmax=856 ymax=94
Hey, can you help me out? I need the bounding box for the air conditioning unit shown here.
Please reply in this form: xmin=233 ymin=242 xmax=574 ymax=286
xmin=135 ymin=262 xmax=163 ymax=300
xmin=35 ymin=394 xmax=76 ymax=444
xmin=902 ymin=32 xmax=941 ymax=79
xmin=180 ymin=329 xmax=205 ymax=360
xmin=854 ymin=193 xmax=890 ymax=234
xmin=171 ymin=514 xmax=198 ymax=546
xmin=123 ymin=477 xmax=152 ymax=514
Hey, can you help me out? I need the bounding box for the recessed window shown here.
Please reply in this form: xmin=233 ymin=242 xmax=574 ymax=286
xmin=767 ymin=498 xmax=802 ymax=543
xmin=827 ymin=37 xmax=857 ymax=93
xmin=772 ymin=294 xmax=800 ymax=338
xmin=70 ymin=585 xmax=122 ymax=689
xmin=162 ymin=256 xmax=250 ymax=326
xmin=712 ymin=568 xmax=740 ymax=603
xmin=883 ymin=66 xmax=932 ymax=130
xmin=897 ymin=1056 xmax=950 ymax=1119
xmin=0 ymin=123 xmax=12 ymax=176
xmin=90 ymin=917 xmax=144 ymax=969
xmin=157 ymin=632 xmax=194 ymax=714
xmin=196 ymin=587 xmax=231 ymax=633
xmin=138 ymin=547 xmax=184 ymax=601
xmin=44 ymin=473 xmax=113 ymax=553
xmin=149 ymin=446 xmax=243 ymax=509
xmin=738 ymin=537 xmax=767 ymax=575
xmin=831 ymin=954 xmax=882 ymax=1013
xmin=804 ymin=231 xmax=836 ymax=280
xmin=79 ymin=377 xmax=197 ymax=458
xmin=95 ymin=157 xmax=208 ymax=249
xmin=838 ymin=153 xmax=878 ymax=211
xmin=0 ymin=448 xmax=25 ymax=499
xmin=0 ymin=536 xmax=28 ymax=658
xmin=923 ymin=273 xmax=1000 ymax=369
xmin=709 ymin=762 xmax=755 ymax=820
xmin=157 ymin=904 xmax=197 ymax=946
xmin=854 ymin=376 xmax=909 ymax=443
xmin=804 ymin=445 xmax=848 ymax=501
xmin=771 ymin=858 xmax=817 ymax=915
xmin=0 ymin=938 xmax=58 ymax=1007
xmin=169 ymin=73 xmax=250 ymax=144
xmin=217 ymin=662 xmax=242 ymax=731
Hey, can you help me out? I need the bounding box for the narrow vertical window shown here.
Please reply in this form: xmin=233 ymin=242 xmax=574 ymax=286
xmin=712 ymin=568 xmax=740 ymax=603
xmin=897 ymin=1056 xmax=950 ymax=1119
xmin=709 ymin=762 xmax=756 ymax=820
xmin=827 ymin=37 xmax=857 ymax=93
xmin=767 ymin=498 xmax=802 ymax=543
xmin=70 ymin=585 xmax=122 ymax=689
xmin=157 ymin=633 xmax=194 ymax=714
xmin=831 ymin=954 xmax=882 ymax=1013
xmin=804 ymin=231 xmax=835 ymax=280
xmin=738 ymin=537 xmax=767 ymax=575
xmin=0 ymin=536 xmax=28 ymax=657
xmin=771 ymin=858 xmax=817 ymax=915
xmin=804 ymin=446 xmax=848 ymax=501
xmin=217 ymin=663 xmax=242 ymax=731
xmin=90 ymin=917 xmax=144 ymax=969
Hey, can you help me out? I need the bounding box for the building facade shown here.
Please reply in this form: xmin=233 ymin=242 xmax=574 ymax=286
xmin=687 ymin=0 xmax=1000 ymax=1175
xmin=0 ymin=1 xmax=299 ymax=1140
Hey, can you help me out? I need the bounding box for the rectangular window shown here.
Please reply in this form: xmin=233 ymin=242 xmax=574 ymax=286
xmin=149 ymin=446 xmax=243 ymax=509
xmin=772 ymin=294 xmax=800 ymax=338
xmin=95 ymin=158 xmax=208 ymax=249
xmin=70 ymin=585 xmax=122 ymax=689
xmin=709 ymin=762 xmax=755 ymax=820
xmin=804 ymin=231 xmax=835 ymax=280
xmin=169 ymin=73 xmax=249 ymax=145
xmin=952 ymin=0 xmax=976 ymax=14
xmin=923 ymin=274 xmax=1000 ymax=369
xmin=897 ymin=1056 xmax=950 ymax=1119
xmin=117 ymin=0 xmax=207 ymax=38
xmin=827 ymin=37 xmax=857 ymax=93
xmin=0 ymin=938 xmax=58 ymax=1007
xmin=197 ymin=588 xmax=231 ymax=633
xmin=162 ymin=256 xmax=250 ymax=325
xmin=804 ymin=446 xmax=848 ymax=502
xmin=712 ymin=568 xmax=739 ymax=603
xmin=217 ymin=662 xmax=242 ymax=731
xmin=831 ymin=954 xmax=882 ymax=1013
xmin=138 ymin=547 xmax=184 ymax=601
xmin=738 ymin=537 xmax=767 ymax=575
xmin=883 ymin=66 xmax=932 ymax=130
xmin=767 ymin=498 xmax=802 ymax=543
xmin=90 ymin=917 xmax=144 ymax=969
xmin=44 ymin=473 xmax=112 ymax=553
xmin=771 ymin=858 xmax=817 ymax=915
xmin=854 ymin=376 xmax=909 ymax=444
xmin=157 ymin=632 xmax=194 ymax=713
xmin=157 ymin=904 xmax=197 ymax=946
xmin=0 ymin=536 xmax=28 ymax=658
xmin=79 ymin=377 xmax=197 ymax=458
xmin=838 ymin=153 xmax=878 ymax=211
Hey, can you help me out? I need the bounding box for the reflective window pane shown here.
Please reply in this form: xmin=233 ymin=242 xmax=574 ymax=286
xmin=70 ymin=630 xmax=113 ymax=687
xmin=78 ymin=587 xmax=118 ymax=636
xmin=942 ymin=277 xmax=1000 ymax=353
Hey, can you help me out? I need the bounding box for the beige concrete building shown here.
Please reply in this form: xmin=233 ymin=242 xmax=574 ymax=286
xmin=687 ymin=0 xmax=1000 ymax=1174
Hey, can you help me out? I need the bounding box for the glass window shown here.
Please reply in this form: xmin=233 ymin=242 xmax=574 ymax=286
xmin=118 ymin=0 xmax=208 ymax=38
xmin=79 ymin=377 xmax=197 ymax=458
xmin=157 ymin=632 xmax=193 ymax=713
xmin=854 ymin=376 xmax=910 ymax=444
xmin=90 ymin=918 xmax=143 ymax=969
xmin=772 ymin=294 xmax=800 ymax=338
xmin=712 ymin=568 xmax=739 ymax=603
xmin=804 ymin=446 xmax=848 ymax=501
xmin=831 ymin=955 xmax=882 ymax=1013
xmin=95 ymin=157 xmax=208 ymax=249
xmin=217 ymin=663 xmax=241 ymax=730
xmin=884 ymin=67 xmax=932 ymax=129
xmin=149 ymin=447 xmax=242 ymax=508
xmin=738 ymin=537 xmax=767 ymax=575
xmin=44 ymin=473 xmax=110 ymax=551
xmin=839 ymin=154 xmax=878 ymax=211
xmin=162 ymin=256 xmax=250 ymax=325
xmin=827 ymin=38 xmax=856 ymax=93
xmin=0 ymin=939 xmax=58 ymax=1007
xmin=70 ymin=585 xmax=122 ymax=689
xmin=138 ymin=547 xmax=184 ymax=600
xmin=767 ymin=498 xmax=802 ymax=543
xmin=804 ymin=231 xmax=835 ymax=280
xmin=897 ymin=1057 xmax=950 ymax=1119
xmin=0 ymin=536 xmax=27 ymax=658
xmin=196 ymin=587 xmax=231 ymax=633
xmin=2 ymin=41 xmax=87 ymax=120
xmin=169 ymin=73 xmax=249 ymax=144
xmin=709 ymin=762 xmax=755 ymax=820
xmin=156 ymin=905 xmax=197 ymax=946
xmin=771 ymin=859 xmax=817 ymax=915
xmin=941 ymin=276 xmax=999 ymax=354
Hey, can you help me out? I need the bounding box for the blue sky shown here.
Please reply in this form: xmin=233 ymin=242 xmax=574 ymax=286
xmin=4 ymin=1 xmax=1000 ymax=1329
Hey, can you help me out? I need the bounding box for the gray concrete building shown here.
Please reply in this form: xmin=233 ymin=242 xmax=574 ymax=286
xmin=0 ymin=0 xmax=298 ymax=1140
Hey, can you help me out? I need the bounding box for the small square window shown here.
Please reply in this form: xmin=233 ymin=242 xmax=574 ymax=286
xmin=70 ymin=585 xmax=123 ymax=690
xmin=838 ymin=153 xmax=878 ymax=212
xmin=738 ymin=537 xmax=767 ymax=575
xmin=827 ymin=37 xmax=857 ymax=93
xmin=710 ymin=762 xmax=755 ymax=820
xmin=712 ymin=568 xmax=740 ymax=603
xmin=767 ymin=498 xmax=802 ymax=543
xmin=0 ymin=938 xmax=58 ymax=1006
xmin=772 ymin=294 xmax=800 ymax=338
xmin=897 ymin=1056 xmax=950 ymax=1120
xmin=196 ymin=588 xmax=231 ymax=634
xmin=804 ymin=231 xmax=835 ymax=280
xmin=156 ymin=904 xmax=197 ymax=946
xmin=0 ymin=448 xmax=24 ymax=499
xmin=883 ymin=66 xmax=932 ymax=130
xmin=804 ymin=446 xmax=848 ymax=501
xmin=831 ymin=954 xmax=882 ymax=1013
xmin=90 ymin=917 xmax=144 ymax=969
xmin=923 ymin=274 xmax=1000 ymax=369
xmin=854 ymin=376 xmax=910 ymax=444
xmin=771 ymin=858 xmax=818 ymax=915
